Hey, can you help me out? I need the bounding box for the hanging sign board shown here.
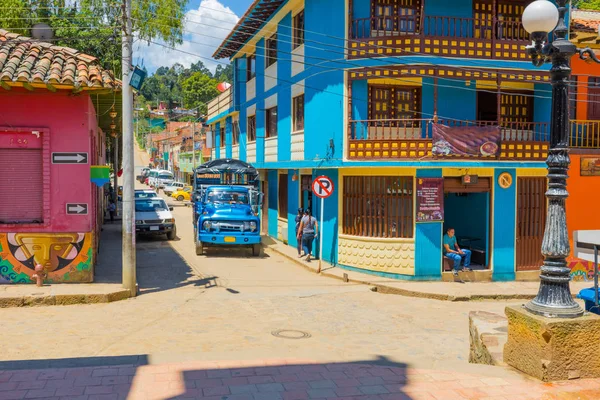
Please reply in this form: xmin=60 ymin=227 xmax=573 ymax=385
xmin=416 ymin=178 xmax=444 ymax=222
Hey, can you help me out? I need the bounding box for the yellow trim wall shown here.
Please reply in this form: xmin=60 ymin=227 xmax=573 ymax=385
xmin=337 ymin=167 xmax=417 ymax=276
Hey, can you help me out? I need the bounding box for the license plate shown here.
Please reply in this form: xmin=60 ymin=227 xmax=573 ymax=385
xmin=150 ymin=226 xmax=159 ymax=231
xmin=224 ymin=236 xmax=236 ymax=243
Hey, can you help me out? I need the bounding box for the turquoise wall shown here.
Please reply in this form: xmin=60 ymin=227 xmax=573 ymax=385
xmin=414 ymin=169 xmax=443 ymax=279
xmin=267 ymin=170 xmax=278 ymax=238
xmin=534 ymin=83 xmax=552 ymax=141
xmin=437 ymin=79 xmax=477 ymax=121
xmin=287 ymin=170 xmax=300 ymax=249
xmin=225 ymin=116 xmax=232 ymax=158
xmin=423 ymin=0 xmax=474 ymax=37
xmin=236 ymin=56 xmax=248 ymax=161
xmin=493 ymin=169 xmax=517 ymax=281
xmin=312 ymin=169 xmax=339 ymax=264
xmin=277 ymin=13 xmax=292 ymax=161
xmin=351 ymin=80 xmax=369 ymax=139
xmin=256 ymin=38 xmax=266 ymax=164
xmin=304 ymin=0 xmax=345 ymax=166
xmin=215 ymin=121 xmax=221 ymax=159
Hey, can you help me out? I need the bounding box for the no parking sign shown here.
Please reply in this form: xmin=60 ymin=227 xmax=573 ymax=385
xmin=311 ymin=176 xmax=334 ymax=273
xmin=312 ymin=176 xmax=334 ymax=199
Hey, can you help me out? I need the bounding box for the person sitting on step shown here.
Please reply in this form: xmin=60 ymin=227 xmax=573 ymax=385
xmin=443 ymin=227 xmax=472 ymax=276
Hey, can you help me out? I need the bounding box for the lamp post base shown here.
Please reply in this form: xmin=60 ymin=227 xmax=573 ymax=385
xmin=525 ymin=299 xmax=584 ymax=319
xmin=504 ymin=305 xmax=600 ymax=381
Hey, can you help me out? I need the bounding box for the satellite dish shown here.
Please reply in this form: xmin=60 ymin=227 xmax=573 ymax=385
xmin=31 ymin=23 xmax=54 ymax=40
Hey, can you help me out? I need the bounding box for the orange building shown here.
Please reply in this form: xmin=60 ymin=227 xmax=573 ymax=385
xmin=567 ymin=10 xmax=600 ymax=281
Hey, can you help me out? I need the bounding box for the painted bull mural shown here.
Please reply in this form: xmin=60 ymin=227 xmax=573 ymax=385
xmin=0 ymin=233 xmax=93 ymax=283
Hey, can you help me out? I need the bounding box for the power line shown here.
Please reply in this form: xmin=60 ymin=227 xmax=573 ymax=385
xmin=144 ymin=38 xmax=584 ymax=128
xmin=133 ymin=22 xmax=600 ymax=106
xmin=144 ymin=7 xmax=600 ymax=93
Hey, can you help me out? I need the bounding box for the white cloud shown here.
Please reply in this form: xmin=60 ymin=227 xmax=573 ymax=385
xmin=134 ymin=0 xmax=240 ymax=73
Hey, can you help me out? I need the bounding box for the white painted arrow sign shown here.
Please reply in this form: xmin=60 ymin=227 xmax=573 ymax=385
xmin=66 ymin=203 xmax=88 ymax=215
xmin=52 ymin=152 xmax=88 ymax=164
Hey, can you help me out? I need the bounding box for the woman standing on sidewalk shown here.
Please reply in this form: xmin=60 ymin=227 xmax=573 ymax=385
xmin=297 ymin=209 xmax=318 ymax=262
xmin=295 ymin=208 xmax=304 ymax=257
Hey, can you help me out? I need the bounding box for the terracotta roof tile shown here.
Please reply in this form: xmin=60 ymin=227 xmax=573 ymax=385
xmin=0 ymin=29 xmax=120 ymax=91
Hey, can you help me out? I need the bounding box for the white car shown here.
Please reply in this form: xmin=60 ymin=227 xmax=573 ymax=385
xmin=134 ymin=189 xmax=158 ymax=199
xmin=134 ymin=198 xmax=176 ymax=240
xmin=163 ymin=182 xmax=186 ymax=196
xmin=148 ymin=169 xmax=170 ymax=188
xmin=156 ymin=172 xmax=175 ymax=189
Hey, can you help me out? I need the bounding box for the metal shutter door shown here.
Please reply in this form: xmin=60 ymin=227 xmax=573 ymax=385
xmin=0 ymin=149 xmax=43 ymax=223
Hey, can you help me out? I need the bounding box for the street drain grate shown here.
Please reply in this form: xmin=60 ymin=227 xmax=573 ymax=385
xmin=271 ymin=329 xmax=312 ymax=339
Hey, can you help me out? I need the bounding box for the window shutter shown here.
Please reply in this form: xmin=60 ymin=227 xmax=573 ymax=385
xmin=0 ymin=148 xmax=43 ymax=223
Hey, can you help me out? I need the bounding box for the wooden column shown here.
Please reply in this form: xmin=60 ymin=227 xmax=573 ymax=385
xmin=496 ymin=74 xmax=501 ymax=125
xmin=434 ymin=77 xmax=438 ymax=123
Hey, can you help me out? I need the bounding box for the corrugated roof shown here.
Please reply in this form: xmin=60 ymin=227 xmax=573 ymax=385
xmin=213 ymin=0 xmax=285 ymax=59
xmin=0 ymin=29 xmax=119 ymax=91
xmin=572 ymin=9 xmax=600 ymax=32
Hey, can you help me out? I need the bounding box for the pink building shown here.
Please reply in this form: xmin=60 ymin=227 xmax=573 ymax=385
xmin=0 ymin=30 xmax=121 ymax=283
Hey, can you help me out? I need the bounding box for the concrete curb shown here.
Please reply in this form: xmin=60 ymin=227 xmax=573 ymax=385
xmin=0 ymin=288 xmax=131 ymax=308
xmin=264 ymin=244 xmax=544 ymax=302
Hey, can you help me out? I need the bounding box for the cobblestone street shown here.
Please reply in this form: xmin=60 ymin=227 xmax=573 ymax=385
xmin=0 ymin=149 xmax=598 ymax=399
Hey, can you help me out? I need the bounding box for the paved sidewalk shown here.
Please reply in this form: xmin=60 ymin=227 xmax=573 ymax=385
xmin=264 ymin=238 xmax=590 ymax=302
xmin=0 ymin=357 xmax=598 ymax=400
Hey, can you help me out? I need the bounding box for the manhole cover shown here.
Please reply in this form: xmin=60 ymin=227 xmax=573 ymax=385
xmin=271 ymin=329 xmax=312 ymax=339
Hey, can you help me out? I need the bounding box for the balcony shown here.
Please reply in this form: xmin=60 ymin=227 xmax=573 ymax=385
xmin=348 ymin=119 xmax=550 ymax=161
xmin=349 ymin=14 xmax=530 ymax=61
xmin=570 ymin=120 xmax=600 ymax=149
xmin=207 ymin=87 xmax=233 ymax=121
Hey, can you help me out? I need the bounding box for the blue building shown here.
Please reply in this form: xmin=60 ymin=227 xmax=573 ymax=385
xmin=207 ymin=0 xmax=561 ymax=282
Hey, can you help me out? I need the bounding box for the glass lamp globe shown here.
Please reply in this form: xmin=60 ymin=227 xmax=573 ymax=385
xmin=522 ymin=0 xmax=559 ymax=34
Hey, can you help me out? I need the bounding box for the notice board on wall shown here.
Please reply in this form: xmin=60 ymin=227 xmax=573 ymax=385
xmin=416 ymin=178 xmax=444 ymax=222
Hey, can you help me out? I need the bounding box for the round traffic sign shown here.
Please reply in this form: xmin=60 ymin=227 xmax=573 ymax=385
xmin=312 ymin=176 xmax=334 ymax=199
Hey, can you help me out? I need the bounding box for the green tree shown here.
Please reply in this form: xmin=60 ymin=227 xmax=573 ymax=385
xmin=575 ymin=0 xmax=600 ymax=10
xmin=214 ymin=64 xmax=233 ymax=83
xmin=0 ymin=0 xmax=187 ymax=76
xmin=2 ymin=0 xmax=30 ymax=35
xmin=181 ymin=72 xmax=220 ymax=114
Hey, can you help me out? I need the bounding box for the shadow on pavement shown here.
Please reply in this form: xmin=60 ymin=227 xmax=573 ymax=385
xmin=95 ymin=222 xmax=218 ymax=295
xmin=0 ymin=355 xmax=413 ymax=400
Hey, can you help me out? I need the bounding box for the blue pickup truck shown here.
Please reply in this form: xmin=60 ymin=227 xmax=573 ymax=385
xmin=192 ymin=159 xmax=263 ymax=256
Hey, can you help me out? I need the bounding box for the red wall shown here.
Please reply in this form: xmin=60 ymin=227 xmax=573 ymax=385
xmin=0 ymin=90 xmax=98 ymax=233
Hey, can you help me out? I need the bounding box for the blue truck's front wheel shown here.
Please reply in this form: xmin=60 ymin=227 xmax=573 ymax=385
xmin=195 ymin=238 xmax=204 ymax=256
xmin=252 ymin=243 xmax=262 ymax=257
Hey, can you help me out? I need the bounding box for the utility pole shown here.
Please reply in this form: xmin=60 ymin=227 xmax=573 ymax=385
xmin=192 ymin=121 xmax=196 ymax=171
xmin=113 ymin=136 xmax=118 ymax=204
xmin=122 ymin=0 xmax=136 ymax=297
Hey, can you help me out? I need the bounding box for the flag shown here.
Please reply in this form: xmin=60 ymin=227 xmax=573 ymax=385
xmin=90 ymin=166 xmax=110 ymax=187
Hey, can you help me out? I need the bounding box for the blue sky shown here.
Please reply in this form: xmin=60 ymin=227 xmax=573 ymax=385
xmin=136 ymin=0 xmax=254 ymax=74
xmin=187 ymin=0 xmax=252 ymax=17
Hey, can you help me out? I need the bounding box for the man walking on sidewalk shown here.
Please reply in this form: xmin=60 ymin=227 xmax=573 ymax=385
xmin=108 ymin=201 xmax=116 ymax=223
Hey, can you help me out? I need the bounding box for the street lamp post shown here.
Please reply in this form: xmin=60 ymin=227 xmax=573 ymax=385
xmin=522 ymin=0 xmax=600 ymax=318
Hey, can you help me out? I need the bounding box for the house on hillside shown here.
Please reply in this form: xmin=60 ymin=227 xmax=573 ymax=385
xmin=0 ymin=29 xmax=121 ymax=283
xmin=207 ymin=0 xmax=599 ymax=282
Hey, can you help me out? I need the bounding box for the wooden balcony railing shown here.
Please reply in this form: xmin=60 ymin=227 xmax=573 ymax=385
xmin=349 ymin=14 xmax=530 ymax=60
xmin=207 ymin=87 xmax=233 ymax=121
xmin=348 ymin=119 xmax=550 ymax=161
xmin=351 ymin=15 xmax=528 ymax=41
xmin=570 ymin=120 xmax=600 ymax=149
xmin=349 ymin=119 xmax=549 ymax=141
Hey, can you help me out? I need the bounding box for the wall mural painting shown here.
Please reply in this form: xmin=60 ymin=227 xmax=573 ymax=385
xmin=569 ymin=259 xmax=595 ymax=282
xmin=0 ymin=233 xmax=93 ymax=283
